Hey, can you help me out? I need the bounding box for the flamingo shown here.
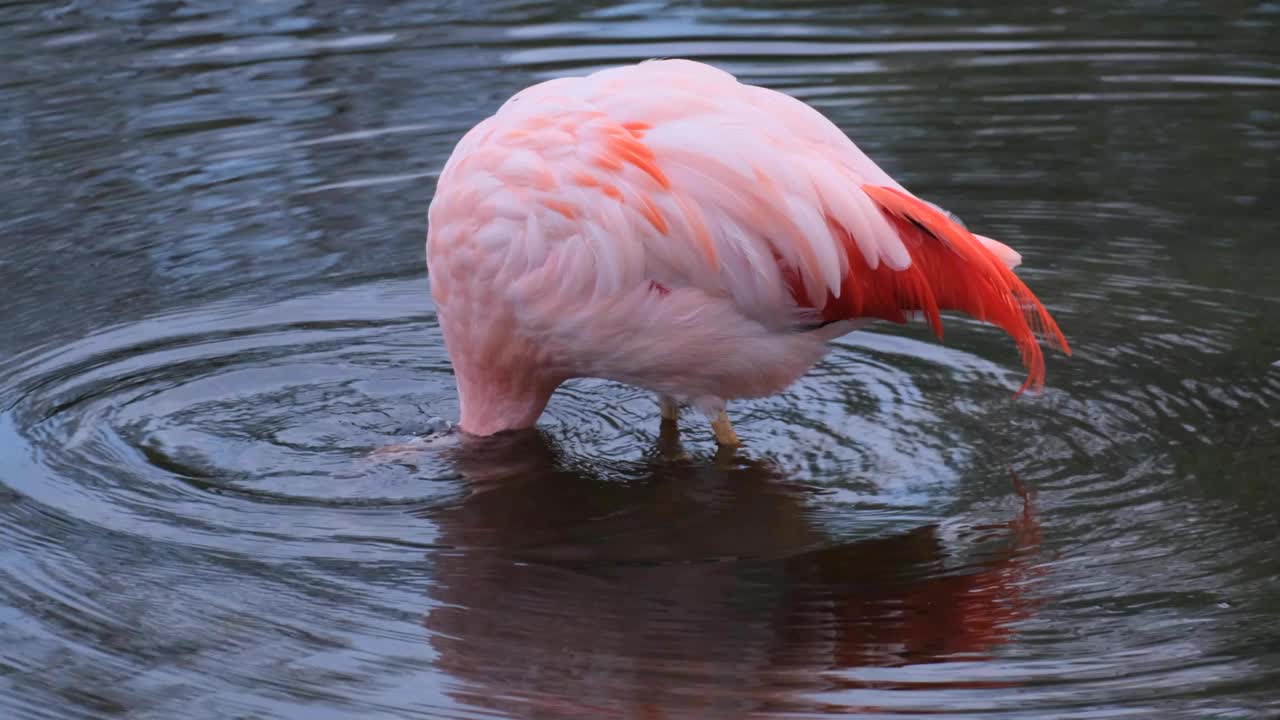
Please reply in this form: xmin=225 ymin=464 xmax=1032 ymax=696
xmin=426 ymin=59 xmax=1070 ymax=445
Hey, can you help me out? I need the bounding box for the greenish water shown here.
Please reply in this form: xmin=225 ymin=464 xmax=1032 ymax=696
xmin=1 ymin=1 xmax=1278 ymax=718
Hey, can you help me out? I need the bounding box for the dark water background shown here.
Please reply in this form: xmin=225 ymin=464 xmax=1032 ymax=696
xmin=2 ymin=1 xmax=1279 ymax=718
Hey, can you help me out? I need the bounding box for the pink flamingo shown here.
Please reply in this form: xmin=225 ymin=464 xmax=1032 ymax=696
xmin=426 ymin=60 xmax=1070 ymax=445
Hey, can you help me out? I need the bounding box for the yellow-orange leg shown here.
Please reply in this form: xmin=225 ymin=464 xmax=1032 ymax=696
xmin=710 ymin=410 xmax=739 ymax=446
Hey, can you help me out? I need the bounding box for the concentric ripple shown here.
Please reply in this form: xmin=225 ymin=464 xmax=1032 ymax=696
xmin=0 ymin=281 xmax=467 ymax=561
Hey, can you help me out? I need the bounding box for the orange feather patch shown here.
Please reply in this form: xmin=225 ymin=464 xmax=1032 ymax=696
xmin=572 ymin=171 xmax=625 ymax=201
xmin=542 ymin=199 xmax=577 ymax=220
xmin=605 ymin=133 xmax=671 ymax=189
xmin=621 ymin=120 xmax=652 ymax=138
xmin=594 ymin=154 xmax=625 ymax=172
xmin=636 ymin=194 xmax=668 ymax=234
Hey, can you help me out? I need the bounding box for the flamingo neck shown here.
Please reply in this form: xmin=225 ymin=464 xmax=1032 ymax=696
xmin=453 ymin=364 xmax=558 ymax=436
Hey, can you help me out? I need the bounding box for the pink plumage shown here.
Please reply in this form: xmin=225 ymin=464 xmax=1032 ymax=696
xmin=426 ymin=59 xmax=1070 ymax=443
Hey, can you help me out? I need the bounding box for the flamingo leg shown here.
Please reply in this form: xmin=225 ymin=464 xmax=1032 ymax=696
xmin=656 ymin=413 xmax=684 ymax=459
xmin=659 ymin=395 xmax=680 ymax=421
xmin=710 ymin=410 xmax=739 ymax=446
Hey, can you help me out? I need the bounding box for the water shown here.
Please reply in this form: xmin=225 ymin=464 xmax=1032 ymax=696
xmin=2 ymin=1 xmax=1278 ymax=717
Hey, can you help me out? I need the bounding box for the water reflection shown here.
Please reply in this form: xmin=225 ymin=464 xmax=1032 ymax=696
xmin=422 ymin=431 xmax=1041 ymax=717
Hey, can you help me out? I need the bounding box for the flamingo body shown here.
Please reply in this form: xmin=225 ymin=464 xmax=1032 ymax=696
xmin=427 ymin=60 xmax=1069 ymax=440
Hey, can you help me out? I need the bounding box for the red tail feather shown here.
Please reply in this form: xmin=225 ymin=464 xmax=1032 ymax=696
xmin=813 ymin=185 xmax=1070 ymax=393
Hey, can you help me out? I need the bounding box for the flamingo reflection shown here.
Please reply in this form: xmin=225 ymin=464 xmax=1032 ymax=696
xmin=417 ymin=431 xmax=1043 ymax=718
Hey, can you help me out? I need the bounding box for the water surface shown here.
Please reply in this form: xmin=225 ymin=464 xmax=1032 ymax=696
xmin=2 ymin=1 xmax=1279 ymax=718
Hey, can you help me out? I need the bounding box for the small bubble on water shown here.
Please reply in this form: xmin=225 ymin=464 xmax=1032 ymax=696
xmin=423 ymin=416 xmax=454 ymax=436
